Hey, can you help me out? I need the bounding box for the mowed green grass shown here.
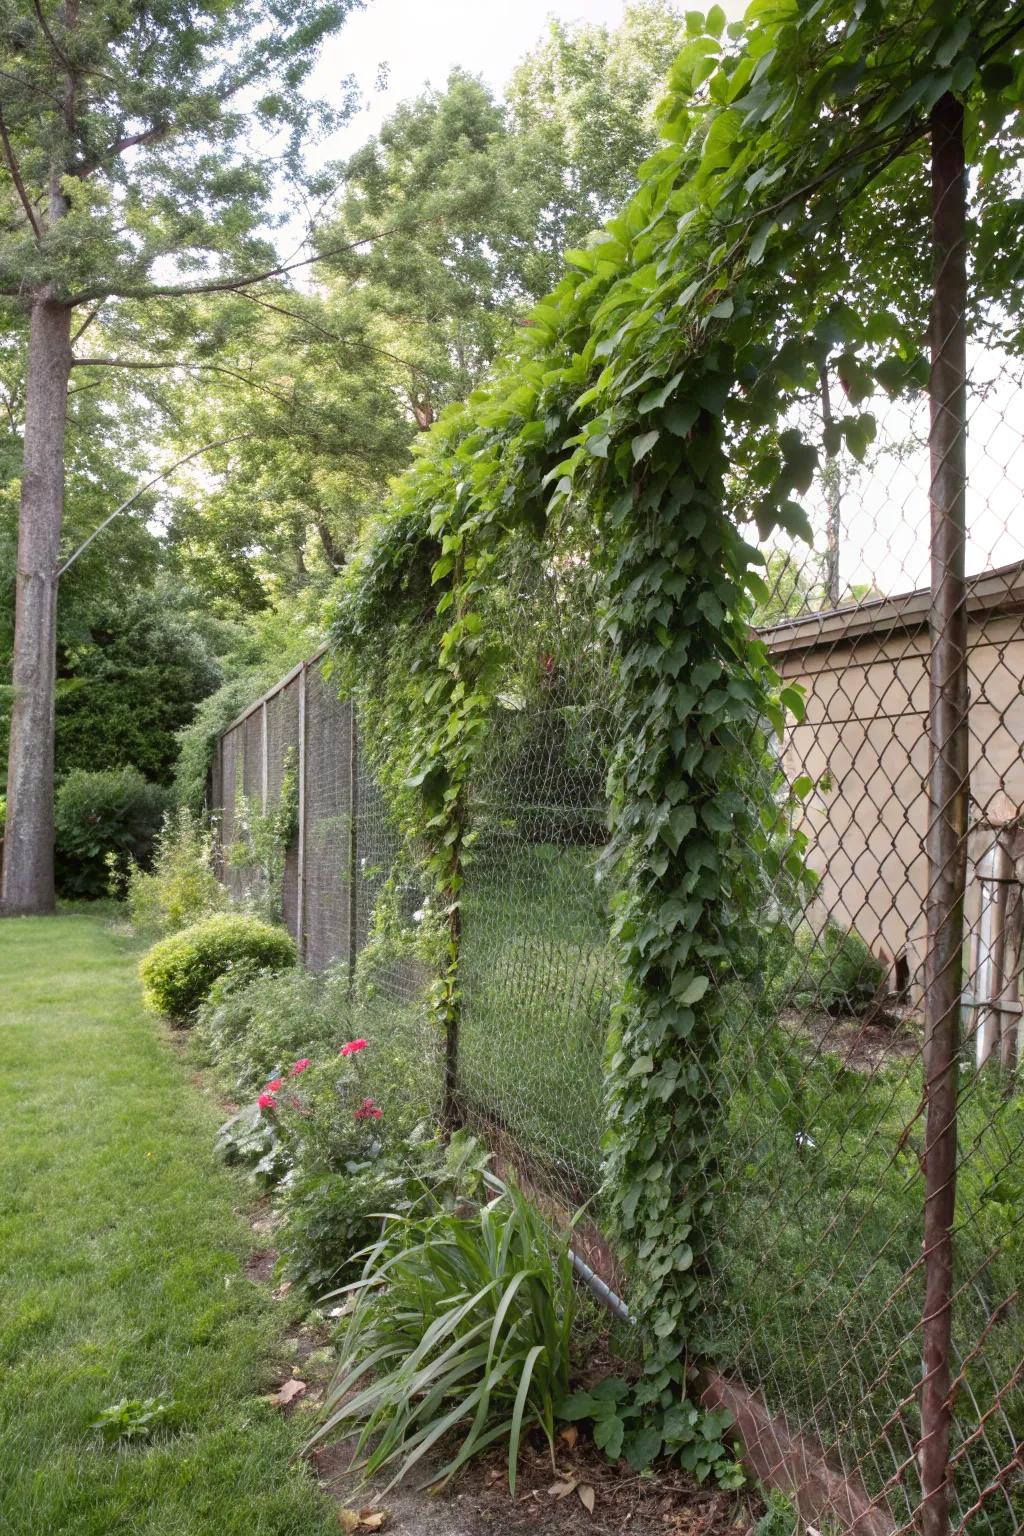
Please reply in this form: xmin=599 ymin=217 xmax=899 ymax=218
xmin=0 ymin=912 xmax=337 ymax=1536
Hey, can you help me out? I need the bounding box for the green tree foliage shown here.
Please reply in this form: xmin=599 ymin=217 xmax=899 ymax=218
xmin=161 ymin=4 xmax=688 ymax=606
xmin=55 ymin=587 xmax=222 ymax=784
xmin=505 ymin=2 xmax=690 ymax=296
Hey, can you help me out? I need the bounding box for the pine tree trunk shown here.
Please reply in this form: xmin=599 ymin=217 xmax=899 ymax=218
xmin=1 ymin=298 xmax=73 ymax=915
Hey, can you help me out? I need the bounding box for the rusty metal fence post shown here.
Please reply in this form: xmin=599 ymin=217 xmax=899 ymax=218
xmin=296 ymin=660 xmax=308 ymax=964
xmin=919 ymin=91 xmax=970 ymax=1536
xmin=347 ymin=708 xmax=359 ymax=985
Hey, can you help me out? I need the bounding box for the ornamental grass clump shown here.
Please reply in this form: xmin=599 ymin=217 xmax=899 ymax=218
xmin=139 ymin=912 xmax=296 ymax=1021
xmin=310 ymin=1180 xmax=575 ymax=1494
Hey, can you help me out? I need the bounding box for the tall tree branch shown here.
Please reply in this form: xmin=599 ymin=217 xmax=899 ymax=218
xmin=73 ymin=121 xmax=175 ymax=178
xmin=31 ymin=0 xmax=72 ymax=69
xmin=70 ymin=303 xmax=103 ymax=344
xmin=235 ymin=288 xmax=421 ymax=374
xmin=69 ymin=354 xmax=303 ymax=409
xmin=65 ymin=221 xmax=437 ymax=306
xmin=56 ymin=434 xmax=248 ymax=578
xmin=0 ymin=111 xmax=43 ymax=241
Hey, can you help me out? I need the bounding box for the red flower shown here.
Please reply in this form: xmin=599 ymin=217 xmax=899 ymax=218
xmin=258 ymin=1091 xmax=276 ymax=1111
xmin=353 ymin=1097 xmax=382 ymax=1121
xmin=339 ymin=1039 xmax=368 ymax=1057
xmin=266 ymin=1078 xmax=283 ymax=1092
xmin=291 ymin=1058 xmax=311 ymax=1076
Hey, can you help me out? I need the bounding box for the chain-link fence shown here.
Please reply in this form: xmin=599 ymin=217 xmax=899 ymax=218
xmin=210 ymin=98 xmax=1022 ymax=1536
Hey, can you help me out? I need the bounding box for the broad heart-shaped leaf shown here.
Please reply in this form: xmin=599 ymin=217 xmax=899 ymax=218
xmin=677 ymin=975 xmax=710 ymax=1007
xmin=623 ymin=1422 xmax=664 ymax=1470
xmin=664 ymin=399 xmax=700 ymax=438
xmin=638 ymin=371 xmax=684 ymax=414
xmin=632 ymin=429 xmax=660 ymax=463
xmin=593 ymin=1412 xmax=625 ymax=1461
xmin=660 ymin=803 xmax=697 ymax=853
xmin=557 ymin=1391 xmax=603 ymax=1420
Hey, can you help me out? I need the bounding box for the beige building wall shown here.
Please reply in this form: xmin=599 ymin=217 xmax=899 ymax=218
xmin=762 ymin=563 xmax=1024 ymax=1002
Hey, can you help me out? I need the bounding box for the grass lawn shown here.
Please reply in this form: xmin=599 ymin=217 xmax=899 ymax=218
xmin=0 ymin=911 xmax=338 ymax=1536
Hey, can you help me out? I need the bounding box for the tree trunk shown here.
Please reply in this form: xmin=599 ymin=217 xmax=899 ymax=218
xmin=1 ymin=298 xmax=73 ymax=915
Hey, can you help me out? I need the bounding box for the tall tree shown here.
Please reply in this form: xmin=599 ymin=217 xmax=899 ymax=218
xmin=0 ymin=0 xmax=357 ymax=913
xmin=162 ymin=3 xmax=688 ymax=605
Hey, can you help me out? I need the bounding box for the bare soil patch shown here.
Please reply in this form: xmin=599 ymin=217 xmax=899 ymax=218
xmin=310 ymin=1430 xmax=758 ymax=1536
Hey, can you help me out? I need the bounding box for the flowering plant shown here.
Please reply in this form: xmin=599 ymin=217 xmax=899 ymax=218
xmin=266 ymin=1037 xmax=388 ymax=1177
xmin=257 ymin=1076 xmax=283 ymax=1110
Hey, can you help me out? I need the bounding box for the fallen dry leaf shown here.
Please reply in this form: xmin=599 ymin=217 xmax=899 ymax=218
xmin=548 ymin=1479 xmax=578 ymax=1500
xmin=576 ymin=1483 xmax=596 ymax=1515
xmin=272 ymin=1280 xmax=293 ymax=1299
xmin=559 ymin=1425 xmax=579 ymax=1450
xmin=337 ymin=1509 xmax=388 ymax=1533
xmin=270 ymin=1378 xmax=307 ymax=1407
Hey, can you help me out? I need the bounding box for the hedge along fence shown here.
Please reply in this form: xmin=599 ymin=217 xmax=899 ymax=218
xmin=211 ymin=6 xmax=1024 ymax=1534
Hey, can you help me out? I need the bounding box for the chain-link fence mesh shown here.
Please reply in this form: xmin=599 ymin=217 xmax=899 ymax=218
xmin=455 ymin=698 xmax=615 ymax=1208
xmin=208 ymin=101 xmax=1023 ymax=1536
xmin=301 ymin=659 xmax=353 ymax=974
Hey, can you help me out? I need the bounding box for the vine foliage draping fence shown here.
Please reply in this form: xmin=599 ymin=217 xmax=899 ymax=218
xmin=211 ymin=4 xmax=1024 ymax=1531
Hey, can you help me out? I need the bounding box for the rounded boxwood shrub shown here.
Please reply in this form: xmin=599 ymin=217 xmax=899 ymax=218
xmin=140 ymin=912 xmax=296 ymax=1021
xmin=55 ymin=766 xmax=170 ymax=899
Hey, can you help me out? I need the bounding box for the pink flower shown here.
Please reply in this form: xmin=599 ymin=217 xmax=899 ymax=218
xmin=339 ymin=1039 xmax=368 ymax=1057
xmin=291 ymin=1058 xmax=311 ymax=1076
xmin=354 ymin=1097 xmax=382 ymax=1121
xmin=265 ymin=1078 xmax=283 ymax=1092
xmin=258 ymin=1091 xmax=276 ymax=1111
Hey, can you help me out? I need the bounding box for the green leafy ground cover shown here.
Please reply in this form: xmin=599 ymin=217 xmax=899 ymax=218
xmin=0 ymin=912 xmax=337 ymax=1536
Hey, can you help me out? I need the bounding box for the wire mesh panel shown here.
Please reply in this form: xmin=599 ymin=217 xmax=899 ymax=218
xmin=302 ymin=659 xmax=354 ymax=974
xmin=243 ymin=708 xmax=263 ymax=805
xmin=219 ymin=722 xmax=247 ymax=904
xmin=456 ymin=700 xmax=615 ymax=1206
xmin=275 ymin=676 xmax=301 ymax=944
xmin=692 ymin=196 xmax=1024 ymax=1536
xmin=351 ymin=739 xmax=425 ymax=1006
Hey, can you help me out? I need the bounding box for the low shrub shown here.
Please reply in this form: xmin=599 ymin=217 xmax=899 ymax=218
xmin=311 ymin=1179 xmax=575 ymax=1493
xmin=140 ymin=912 xmax=296 ymax=1020
xmin=557 ymin=1379 xmax=742 ymax=1483
xmin=208 ymin=1020 xmax=448 ymax=1291
xmin=770 ymin=919 xmax=886 ymax=1017
xmin=278 ymin=1126 xmax=491 ymax=1295
xmin=191 ymin=966 xmax=349 ymax=1096
xmin=125 ymin=807 xmax=226 ymax=934
xmin=191 ymin=965 xmax=439 ymax=1109
xmin=54 ymin=767 xmax=170 ymax=899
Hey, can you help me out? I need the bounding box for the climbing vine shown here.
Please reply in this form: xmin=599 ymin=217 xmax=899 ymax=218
xmin=227 ymin=747 xmax=299 ymax=923
xmin=328 ymin=0 xmax=1024 ymax=1433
